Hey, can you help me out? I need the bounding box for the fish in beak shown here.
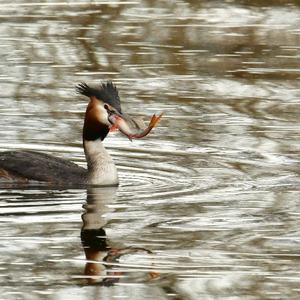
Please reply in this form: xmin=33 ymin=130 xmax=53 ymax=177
xmin=105 ymin=105 xmax=163 ymax=140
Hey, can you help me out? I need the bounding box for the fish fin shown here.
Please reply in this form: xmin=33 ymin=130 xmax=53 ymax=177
xmin=149 ymin=113 xmax=163 ymax=128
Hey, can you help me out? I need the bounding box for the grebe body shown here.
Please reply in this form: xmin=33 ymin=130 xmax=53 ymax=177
xmin=0 ymin=82 xmax=121 ymax=186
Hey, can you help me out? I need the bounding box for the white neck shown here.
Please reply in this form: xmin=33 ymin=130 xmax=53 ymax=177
xmin=83 ymin=139 xmax=118 ymax=186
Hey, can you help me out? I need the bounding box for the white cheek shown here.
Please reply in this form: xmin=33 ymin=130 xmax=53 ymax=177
xmin=96 ymin=105 xmax=110 ymax=126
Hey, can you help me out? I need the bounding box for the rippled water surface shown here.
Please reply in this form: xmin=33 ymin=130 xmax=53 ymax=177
xmin=1 ymin=0 xmax=300 ymax=299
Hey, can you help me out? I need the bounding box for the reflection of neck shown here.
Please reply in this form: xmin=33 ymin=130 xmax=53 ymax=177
xmin=81 ymin=187 xmax=118 ymax=284
xmin=83 ymin=139 xmax=118 ymax=186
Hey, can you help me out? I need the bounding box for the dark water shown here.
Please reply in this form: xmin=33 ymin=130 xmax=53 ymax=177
xmin=1 ymin=0 xmax=300 ymax=299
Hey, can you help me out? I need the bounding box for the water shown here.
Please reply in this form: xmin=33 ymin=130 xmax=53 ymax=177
xmin=0 ymin=0 xmax=300 ymax=299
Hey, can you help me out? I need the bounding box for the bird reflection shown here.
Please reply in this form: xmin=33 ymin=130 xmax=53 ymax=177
xmin=81 ymin=227 xmax=109 ymax=283
xmin=81 ymin=187 xmax=159 ymax=285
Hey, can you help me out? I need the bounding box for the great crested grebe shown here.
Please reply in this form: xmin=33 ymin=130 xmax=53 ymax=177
xmin=0 ymin=81 xmax=162 ymax=186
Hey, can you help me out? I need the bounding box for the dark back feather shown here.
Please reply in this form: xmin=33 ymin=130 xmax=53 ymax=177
xmin=76 ymin=81 xmax=122 ymax=113
xmin=0 ymin=150 xmax=87 ymax=186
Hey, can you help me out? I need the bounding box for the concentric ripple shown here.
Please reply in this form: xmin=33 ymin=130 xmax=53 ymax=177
xmin=115 ymin=143 xmax=217 ymax=201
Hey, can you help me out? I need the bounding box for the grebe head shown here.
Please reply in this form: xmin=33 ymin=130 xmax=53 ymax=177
xmin=76 ymin=80 xmax=162 ymax=142
xmin=76 ymin=81 xmax=122 ymax=141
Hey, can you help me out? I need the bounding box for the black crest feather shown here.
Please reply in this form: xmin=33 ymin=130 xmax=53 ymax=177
xmin=76 ymin=81 xmax=122 ymax=113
